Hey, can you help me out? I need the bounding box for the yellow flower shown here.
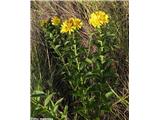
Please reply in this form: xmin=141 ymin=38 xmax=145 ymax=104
xmin=61 ymin=17 xmax=83 ymax=34
xmin=72 ymin=18 xmax=83 ymax=30
xmin=89 ymin=11 xmax=109 ymax=28
xmin=51 ymin=16 xmax=61 ymax=26
xmin=61 ymin=19 xmax=74 ymax=34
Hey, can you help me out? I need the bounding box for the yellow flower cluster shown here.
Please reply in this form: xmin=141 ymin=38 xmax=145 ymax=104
xmin=60 ymin=17 xmax=83 ymax=34
xmin=51 ymin=16 xmax=61 ymax=26
xmin=48 ymin=11 xmax=109 ymax=34
xmin=89 ymin=11 xmax=109 ymax=28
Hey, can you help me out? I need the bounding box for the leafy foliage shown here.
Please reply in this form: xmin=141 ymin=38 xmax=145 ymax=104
xmin=31 ymin=90 xmax=68 ymax=120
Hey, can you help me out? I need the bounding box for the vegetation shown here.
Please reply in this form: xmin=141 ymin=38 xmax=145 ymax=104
xmin=31 ymin=1 xmax=128 ymax=120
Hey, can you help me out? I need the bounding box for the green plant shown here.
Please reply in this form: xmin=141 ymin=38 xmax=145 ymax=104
xmin=31 ymin=90 xmax=68 ymax=120
xmin=31 ymin=1 xmax=129 ymax=119
xmin=37 ymin=11 xmax=127 ymax=119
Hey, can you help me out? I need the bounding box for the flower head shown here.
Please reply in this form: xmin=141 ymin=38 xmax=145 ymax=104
xmin=60 ymin=19 xmax=74 ymax=34
xmin=89 ymin=11 xmax=109 ymax=28
xmin=72 ymin=18 xmax=83 ymax=30
xmin=51 ymin=16 xmax=61 ymax=26
xmin=61 ymin=17 xmax=83 ymax=34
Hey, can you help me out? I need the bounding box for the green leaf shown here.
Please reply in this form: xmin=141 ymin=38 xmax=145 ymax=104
xmin=85 ymin=71 xmax=92 ymax=76
xmin=50 ymin=100 xmax=55 ymax=109
xmin=105 ymin=91 xmax=113 ymax=98
xmin=98 ymin=40 xmax=102 ymax=46
xmin=107 ymin=32 xmax=115 ymax=37
xmin=64 ymin=41 xmax=70 ymax=46
xmin=55 ymin=98 xmax=63 ymax=106
xmin=53 ymin=105 xmax=58 ymax=113
xmin=64 ymin=105 xmax=68 ymax=115
xmin=85 ymin=58 xmax=93 ymax=64
xmin=54 ymin=45 xmax=61 ymax=50
xmin=44 ymin=93 xmax=53 ymax=106
xmin=49 ymin=33 xmax=53 ymax=39
xmin=31 ymin=90 xmax=45 ymax=97
xmin=99 ymin=55 xmax=105 ymax=64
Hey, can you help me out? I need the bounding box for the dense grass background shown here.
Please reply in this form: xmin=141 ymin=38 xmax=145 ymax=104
xmin=31 ymin=1 xmax=128 ymax=120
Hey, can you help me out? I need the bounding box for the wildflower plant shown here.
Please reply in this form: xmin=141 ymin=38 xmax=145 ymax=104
xmin=37 ymin=11 xmax=128 ymax=119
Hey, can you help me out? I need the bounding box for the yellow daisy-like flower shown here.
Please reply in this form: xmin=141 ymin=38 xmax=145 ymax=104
xmin=51 ymin=16 xmax=61 ymax=26
xmin=61 ymin=17 xmax=83 ymax=34
xmin=61 ymin=18 xmax=74 ymax=34
xmin=72 ymin=18 xmax=83 ymax=30
xmin=89 ymin=11 xmax=109 ymax=28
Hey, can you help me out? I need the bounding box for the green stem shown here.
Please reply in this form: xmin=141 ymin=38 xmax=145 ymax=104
xmin=73 ymin=33 xmax=80 ymax=71
xmin=54 ymin=48 xmax=71 ymax=76
xmin=87 ymin=37 xmax=91 ymax=57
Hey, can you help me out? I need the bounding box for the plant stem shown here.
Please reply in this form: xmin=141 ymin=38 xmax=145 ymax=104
xmin=73 ymin=33 xmax=80 ymax=71
xmin=54 ymin=48 xmax=71 ymax=76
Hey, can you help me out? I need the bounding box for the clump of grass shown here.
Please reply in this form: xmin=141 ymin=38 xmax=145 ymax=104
xmin=31 ymin=1 xmax=128 ymax=120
